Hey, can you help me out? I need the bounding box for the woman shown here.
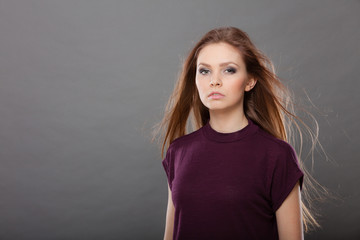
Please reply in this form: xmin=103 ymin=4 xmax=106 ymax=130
xmin=154 ymin=26 xmax=324 ymax=240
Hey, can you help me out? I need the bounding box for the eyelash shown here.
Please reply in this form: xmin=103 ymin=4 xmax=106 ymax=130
xmin=199 ymin=68 xmax=210 ymax=75
xmin=198 ymin=67 xmax=237 ymax=75
xmin=225 ymin=67 xmax=237 ymax=73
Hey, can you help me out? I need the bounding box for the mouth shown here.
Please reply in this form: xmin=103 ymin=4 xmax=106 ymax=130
xmin=208 ymin=92 xmax=225 ymax=97
xmin=208 ymin=92 xmax=225 ymax=99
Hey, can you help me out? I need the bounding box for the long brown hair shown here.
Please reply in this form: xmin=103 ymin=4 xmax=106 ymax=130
xmin=152 ymin=26 xmax=330 ymax=232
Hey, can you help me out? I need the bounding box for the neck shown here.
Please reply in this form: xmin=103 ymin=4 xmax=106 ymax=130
xmin=208 ymin=108 xmax=248 ymax=133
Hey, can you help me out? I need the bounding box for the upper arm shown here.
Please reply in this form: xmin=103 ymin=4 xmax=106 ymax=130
xmin=275 ymin=181 xmax=304 ymax=240
xmin=163 ymin=183 xmax=175 ymax=240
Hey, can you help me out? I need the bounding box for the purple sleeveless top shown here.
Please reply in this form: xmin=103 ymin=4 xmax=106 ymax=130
xmin=162 ymin=118 xmax=304 ymax=240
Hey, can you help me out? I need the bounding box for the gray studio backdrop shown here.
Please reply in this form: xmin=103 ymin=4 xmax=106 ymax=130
xmin=0 ymin=0 xmax=359 ymax=239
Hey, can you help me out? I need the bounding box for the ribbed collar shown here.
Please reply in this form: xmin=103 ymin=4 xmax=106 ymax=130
xmin=202 ymin=117 xmax=259 ymax=142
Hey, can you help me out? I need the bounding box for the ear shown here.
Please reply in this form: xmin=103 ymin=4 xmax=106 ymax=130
xmin=245 ymin=76 xmax=257 ymax=92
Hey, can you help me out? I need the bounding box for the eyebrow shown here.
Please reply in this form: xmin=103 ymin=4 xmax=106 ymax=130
xmin=197 ymin=61 xmax=240 ymax=68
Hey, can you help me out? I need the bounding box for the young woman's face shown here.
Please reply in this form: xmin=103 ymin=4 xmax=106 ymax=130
xmin=195 ymin=42 xmax=255 ymax=113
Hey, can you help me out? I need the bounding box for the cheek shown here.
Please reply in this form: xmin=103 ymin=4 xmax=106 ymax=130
xmin=238 ymin=80 xmax=248 ymax=91
xmin=225 ymin=82 xmax=247 ymax=102
xmin=228 ymin=76 xmax=248 ymax=93
xmin=195 ymin=77 xmax=206 ymax=95
xmin=195 ymin=78 xmax=200 ymax=93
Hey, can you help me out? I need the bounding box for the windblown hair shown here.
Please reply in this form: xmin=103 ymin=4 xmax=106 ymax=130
xmin=152 ymin=26 xmax=330 ymax=232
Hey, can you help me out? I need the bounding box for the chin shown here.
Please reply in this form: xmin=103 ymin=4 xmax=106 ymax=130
xmin=208 ymin=106 xmax=227 ymax=111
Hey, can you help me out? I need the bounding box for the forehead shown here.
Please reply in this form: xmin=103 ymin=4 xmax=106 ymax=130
xmin=196 ymin=42 xmax=243 ymax=65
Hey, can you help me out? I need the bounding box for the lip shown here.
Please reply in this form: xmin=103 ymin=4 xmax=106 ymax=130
xmin=208 ymin=91 xmax=225 ymax=97
xmin=208 ymin=91 xmax=225 ymax=99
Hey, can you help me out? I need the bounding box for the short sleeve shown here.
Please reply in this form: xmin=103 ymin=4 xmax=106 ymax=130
xmin=162 ymin=144 xmax=174 ymax=191
xmin=270 ymin=143 xmax=304 ymax=212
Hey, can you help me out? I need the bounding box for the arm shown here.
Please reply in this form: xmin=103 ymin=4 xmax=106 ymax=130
xmin=275 ymin=181 xmax=304 ymax=240
xmin=163 ymin=183 xmax=175 ymax=240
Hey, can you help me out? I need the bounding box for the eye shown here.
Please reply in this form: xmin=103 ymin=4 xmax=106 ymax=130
xmin=198 ymin=68 xmax=210 ymax=75
xmin=225 ymin=67 xmax=237 ymax=74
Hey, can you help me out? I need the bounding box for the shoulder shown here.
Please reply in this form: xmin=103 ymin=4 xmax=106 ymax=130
xmin=167 ymin=126 xmax=203 ymax=151
xmin=254 ymin=128 xmax=301 ymax=179
xmin=253 ymin=127 xmax=296 ymax=157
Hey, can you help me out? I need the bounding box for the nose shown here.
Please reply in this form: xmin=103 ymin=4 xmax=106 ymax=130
xmin=210 ymin=72 xmax=222 ymax=87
